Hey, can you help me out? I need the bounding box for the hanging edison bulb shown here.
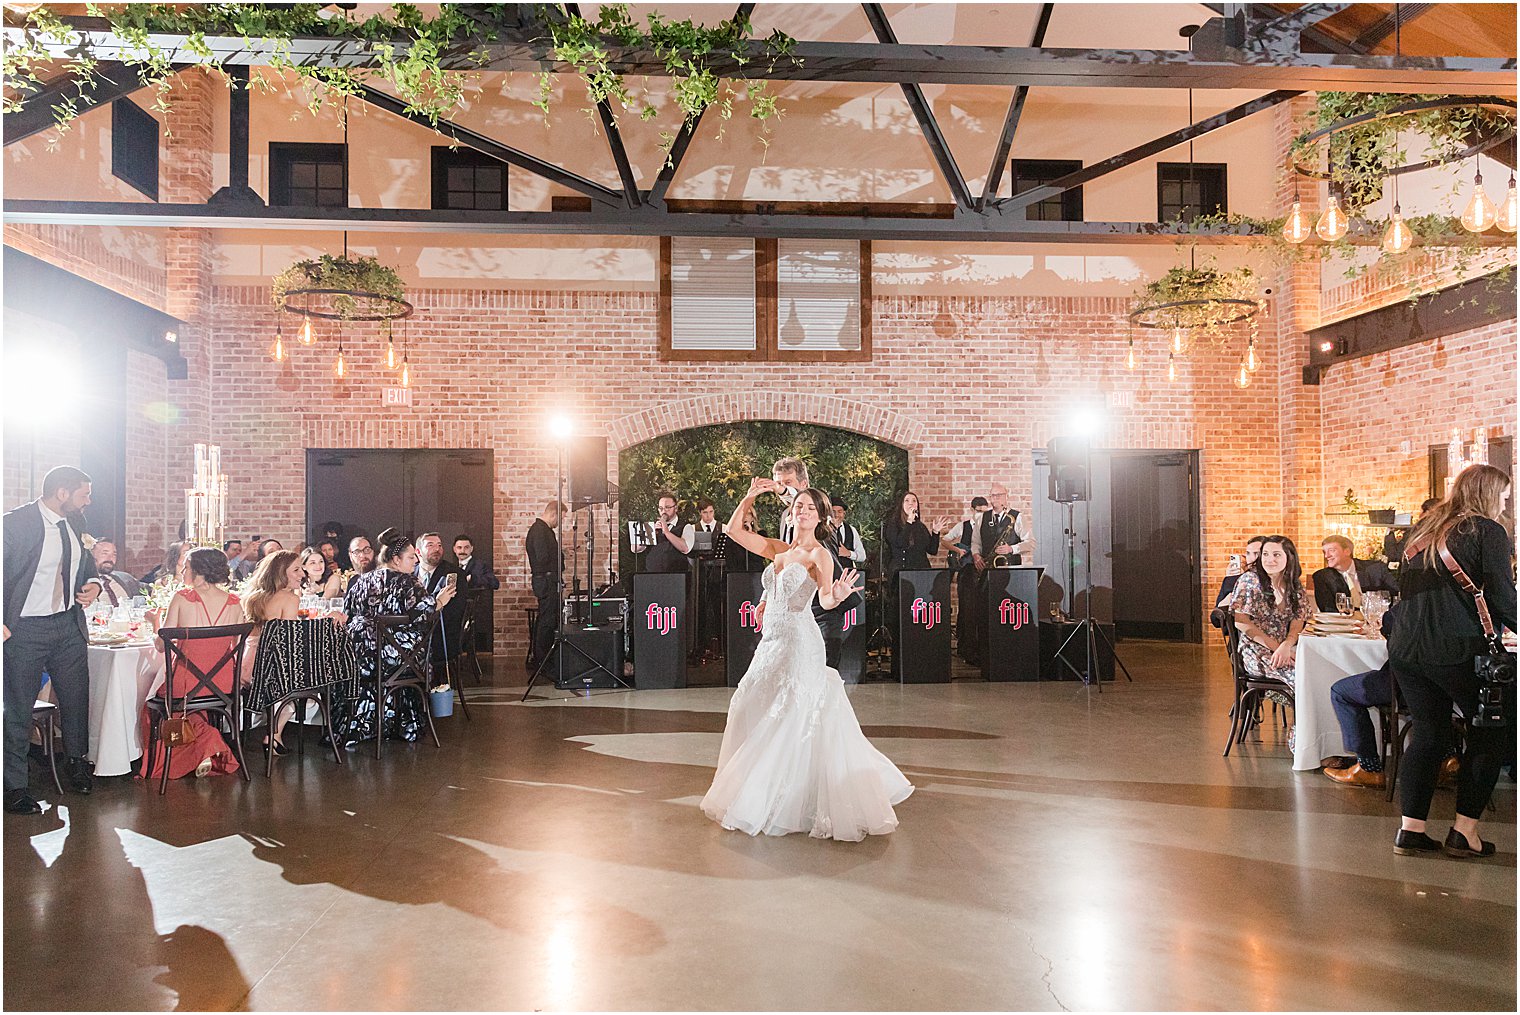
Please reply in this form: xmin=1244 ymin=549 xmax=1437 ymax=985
xmin=1497 ymin=173 xmax=1519 ymax=233
xmin=1461 ymin=167 xmax=1497 ymax=232
xmin=1315 ymin=194 xmax=1348 ymax=241
xmin=1245 ymin=338 xmax=1259 ymax=373
xmin=400 ymin=353 xmax=411 ymax=389
xmin=333 ymin=342 xmax=346 ymax=380
xmin=1235 ymin=361 xmax=1251 ymax=389
xmin=270 ymin=323 xmax=285 ymax=363
xmin=1281 ymin=199 xmax=1313 ymax=244
xmin=1125 ymin=337 xmax=1137 ymax=371
xmin=1382 ymin=203 xmax=1414 ymax=255
xmin=298 ymin=312 xmax=315 ymax=345
xmin=1170 ymin=327 xmax=1188 ymax=355
xmin=1167 ymin=350 xmax=1178 ymax=383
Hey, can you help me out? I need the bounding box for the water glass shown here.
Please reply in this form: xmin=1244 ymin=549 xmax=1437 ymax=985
xmin=1336 ymin=592 xmax=1353 ymax=617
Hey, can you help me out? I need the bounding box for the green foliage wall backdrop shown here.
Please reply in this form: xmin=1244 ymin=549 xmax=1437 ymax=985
xmin=618 ymin=421 xmax=910 ymax=577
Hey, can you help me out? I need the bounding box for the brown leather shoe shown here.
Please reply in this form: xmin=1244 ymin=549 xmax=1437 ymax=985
xmin=1438 ymin=755 xmax=1460 ymax=788
xmin=1324 ymin=762 xmax=1386 ymax=788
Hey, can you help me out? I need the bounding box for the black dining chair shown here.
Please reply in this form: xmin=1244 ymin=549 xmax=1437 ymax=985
xmin=146 ymin=623 xmax=255 ymax=794
xmin=30 ymin=701 xmax=64 ymax=796
xmin=458 ymin=588 xmax=491 ymax=686
xmin=1222 ymin=625 xmax=1295 ymax=756
xmin=249 ymin=620 xmax=349 ymax=778
xmin=373 ymin=614 xmax=442 ymax=758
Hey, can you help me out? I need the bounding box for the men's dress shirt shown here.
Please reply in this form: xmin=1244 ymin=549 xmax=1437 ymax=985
xmin=970 ymin=511 xmax=1032 ymax=557
xmin=836 ymin=523 xmax=868 ymax=565
xmin=1337 ymin=564 xmax=1363 ymax=608
xmin=23 ymin=502 xmax=78 ymax=617
xmin=96 ymin=571 xmax=139 ymax=608
xmin=417 ymin=563 xmax=436 ymax=590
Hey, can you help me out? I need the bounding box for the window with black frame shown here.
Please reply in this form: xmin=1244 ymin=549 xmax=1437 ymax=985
xmin=1157 ymin=162 xmax=1227 ymax=222
xmin=269 ymin=142 xmax=347 ymax=207
xmin=1011 ymin=159 xmax=1083 ymax=221
xmin=431 ymin=147 xmax=509 ymax=211
xmin=111 ymin=98 xmax=159 ymax=200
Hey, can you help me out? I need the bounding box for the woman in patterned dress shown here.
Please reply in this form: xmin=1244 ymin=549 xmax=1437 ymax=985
xmin=342 ymin=528 xmax=457 ymax=744
xmin=242 ymin=550 xmax=306 ymax=755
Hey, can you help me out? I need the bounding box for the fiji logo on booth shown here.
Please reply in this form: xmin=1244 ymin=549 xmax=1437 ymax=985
xmin=999 ymin=598 xmax=1031 ymax=630
xmin=738 ymin=600 xmax=762 ymax=631
xmin=645 ymin=604 xmax=677 ymax=636
xmin=841 ymin=606 xmax=859 ymax=633
xmin=909 ymin=598 xmax=942 ymax=630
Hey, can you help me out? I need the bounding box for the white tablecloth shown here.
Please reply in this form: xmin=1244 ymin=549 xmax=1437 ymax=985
xmin=1292 ymin=634 xmax=1389 ymax=771
xmin=87 ymin=643 xmax=164 ymax=777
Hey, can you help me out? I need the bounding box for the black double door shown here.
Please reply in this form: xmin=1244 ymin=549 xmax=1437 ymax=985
xmin=306 ymin=449 xmax=496 ymax=644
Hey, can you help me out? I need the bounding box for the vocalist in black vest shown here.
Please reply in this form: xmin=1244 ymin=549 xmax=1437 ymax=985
xmin=642 ymin=491 xmax=693 ymax=574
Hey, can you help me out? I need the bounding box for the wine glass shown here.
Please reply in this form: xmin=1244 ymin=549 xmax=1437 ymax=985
xmin=1336 ymin=592 xmax=1353 ymax=617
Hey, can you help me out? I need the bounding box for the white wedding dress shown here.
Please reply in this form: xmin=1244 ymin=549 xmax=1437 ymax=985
xmin=701 ymin=561 xmax=913 ymax=841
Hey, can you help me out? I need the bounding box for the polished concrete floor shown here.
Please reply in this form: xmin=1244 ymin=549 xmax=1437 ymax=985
xmin=4 ymin=642 xmax=1515 ymax=1011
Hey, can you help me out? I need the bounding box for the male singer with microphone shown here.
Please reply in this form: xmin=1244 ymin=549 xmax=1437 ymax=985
xmin=642 ymin=491 xmax=694 ymax=574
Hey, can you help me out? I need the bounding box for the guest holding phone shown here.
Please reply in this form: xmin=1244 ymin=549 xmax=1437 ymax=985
xmin=416 ymin=533 xmax=466 ymax=671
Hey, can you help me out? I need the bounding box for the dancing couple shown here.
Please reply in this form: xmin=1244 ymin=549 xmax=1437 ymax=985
xmin=700 ymin=475 xmax=913 ymax=842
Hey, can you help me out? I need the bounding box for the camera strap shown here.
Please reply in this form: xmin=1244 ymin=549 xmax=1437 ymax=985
xmin=1405 ymin=532 xmax=1497 ymax=640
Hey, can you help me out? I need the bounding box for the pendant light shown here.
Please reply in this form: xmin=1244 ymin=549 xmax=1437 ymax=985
xmin=400 ymin=352 xmax=411 ymax=389
xmin=333 ymin=340 xmax=346 ymax=380
xmin=1235 ymin=361 xmax=1251 ymax=389
xmin=1171 ymin=326 xmax=1188 ymax=355
xmin=1316 ymin=194 xmax=1349 ymax=241
xmin=270 ymin=322 xmax=285 ymax=363
xmin=1167 ymin=350 xmax=1178 ymax=383
xmin=1383 ymin=174 xmax=1413 ymax=255
xmin=1496 ymin=172 xmax=1518 ymax=233
xmin=1125 ymin=337 xmax=1137 ymax=371
xmin=1245 ymin=338 xmax=1259 ymax=373
xmin=1282 ymin=179 xmax=1313 ymax=244
xmin=1461 ymin=155 xmax=1498 ymax=233
xmin=298 ymin=311 xmax=315 ymax=345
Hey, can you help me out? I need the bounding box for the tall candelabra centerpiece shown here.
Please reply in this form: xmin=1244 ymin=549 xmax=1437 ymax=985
xmin=185 ymin=443 xmax=228 ymax=548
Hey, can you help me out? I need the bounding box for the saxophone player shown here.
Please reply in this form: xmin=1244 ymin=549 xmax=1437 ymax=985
xmin=971 ymin=483 xmax=1035 ymax=570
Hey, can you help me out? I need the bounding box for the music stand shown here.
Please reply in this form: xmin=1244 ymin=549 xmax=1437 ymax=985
xmin=864 ymin=530 xmax=894 ymax=680
xmin=521 ymin=443 xmax=631 ymax=702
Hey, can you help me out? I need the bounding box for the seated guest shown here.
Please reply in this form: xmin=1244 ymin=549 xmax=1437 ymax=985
xmin=255 ymin=538 xmax=284 ymax=563
xmin=452 ymin=534 xmax=500 ymax=590
xmin=140 ymin=547 xmax=245 ymax=780
xmin=1210 ymin=535 xmax=1265 ymax=630
xmin=140 ymin=540 xmax=185 ymax=585
xmin=319 ymin=521 xmax=350 ymax=570
xmin=298 ymin=547 xmax=343 ymax=599
xmin=1312 ymin=534 xmax=1398 ymax=612
xmin=241 ymin=550 xmax=306 ymax=755
xmin=224 ymin=539 xmax=254 ymax=581
xmin=1232 ymin=535 xmax=1313 ymax=743
xmin=348 ymin=535 xmax=376 ymax=577
xmin=317 ymin=539 xmax=340 ymax=570
xmin=90 ymin=539 xmax=141 ymax=607
xmin=417 ymin=533 xmax=466 ymax=665
xmin=344 ymin=529 xmax=457 ymax=743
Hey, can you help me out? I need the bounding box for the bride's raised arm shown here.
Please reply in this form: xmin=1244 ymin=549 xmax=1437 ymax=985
xmin=814 ymin=549 xmax=860 ymax=610
xmin=725 ymin=478 xmax=792 ymax=561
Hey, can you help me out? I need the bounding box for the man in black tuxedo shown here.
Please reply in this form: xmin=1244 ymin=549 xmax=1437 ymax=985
xmin=1311 ymin=534 xmax=1399 ymax=612
xmin=525 ymin=501 xmax=564 ymax=668
xmin=415 ymin=533 xmax=466 ymax=671
xmin=3 ymin=466 xmax=105 ymax=813
xmin=452 ymin=535 xmax=500 ymax=591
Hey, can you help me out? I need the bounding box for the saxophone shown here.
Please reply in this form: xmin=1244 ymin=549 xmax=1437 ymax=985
xmin=989 ymin=514 xmax=1021 ymax=568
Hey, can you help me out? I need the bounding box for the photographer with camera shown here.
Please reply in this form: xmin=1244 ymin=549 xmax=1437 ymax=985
xmin=1389 ymin=464 xmax=1516 ymax=860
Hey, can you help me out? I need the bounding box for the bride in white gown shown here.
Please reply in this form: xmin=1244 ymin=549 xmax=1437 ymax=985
xmin=701 ymin=479 xmax=913 ymax=841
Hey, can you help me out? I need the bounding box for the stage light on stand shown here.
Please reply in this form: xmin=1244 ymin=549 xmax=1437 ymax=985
xmin=1068 ymin=404 xmax=1106 ymax=441
xmin=548 ymin=414 xmax=575 ymax=441
xmin=1497 ymin=173 xmax=1518 ymax=233
xmin=1315 ymin=194 xmax=1348 ymax=241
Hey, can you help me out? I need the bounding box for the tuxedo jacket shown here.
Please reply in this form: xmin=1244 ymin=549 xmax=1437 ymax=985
xmin=1311 ymin=558 xmax=1398 ymax=612
xmin=457 ymin=556 xmax=500 ymax=591
xmin=3 ymin=501 xmax=99 ymax=637
xmin=417 ymin=559 xmax=467 ymax=660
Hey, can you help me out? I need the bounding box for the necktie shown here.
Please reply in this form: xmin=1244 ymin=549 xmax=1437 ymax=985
xmin=101 ymin=576 xmax=120 ymax=608
xmin=54 ymin=519 xmax=72 ymax=613
xmin=1347 ymin=569 xmax=1362 ymax=608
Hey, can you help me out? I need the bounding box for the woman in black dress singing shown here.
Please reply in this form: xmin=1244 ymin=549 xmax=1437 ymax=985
xmin=342 ymin=528 xmax=458 ymax=744
xmin=881 ymin=491 xmax=949 ymax=643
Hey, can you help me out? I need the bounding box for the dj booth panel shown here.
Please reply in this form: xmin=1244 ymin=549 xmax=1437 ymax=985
xmin=725 ymin=572 xmax=765 ymax=688
xmin=897 ymin=569 xmax=952 ymax=683
xmin=982 ymin=566 xmax=1042 ymax=682
xmin=632 ymin=572 xmax=688 ymax=690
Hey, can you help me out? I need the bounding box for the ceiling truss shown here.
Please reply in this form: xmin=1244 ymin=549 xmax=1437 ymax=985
xmin=3 ymin=4 xmax=1515 ymax=242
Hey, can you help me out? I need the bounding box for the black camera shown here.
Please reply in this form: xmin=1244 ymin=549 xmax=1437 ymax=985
xmin=1472 ymin=647 xmax=1516 ymax=728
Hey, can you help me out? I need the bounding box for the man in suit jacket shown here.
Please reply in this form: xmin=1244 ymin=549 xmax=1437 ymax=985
xmin=3 ymin=466 xmax=105 ymax=813
xmin=1311 ymin=534 xmax=1399 ymax=612
xmin=416 ymin=533 xmax=466 ymax=668
xmin=451 ymin=535 xmax=499 ymax=591
xmin=90 ymin=540 xmax=142 ymax=607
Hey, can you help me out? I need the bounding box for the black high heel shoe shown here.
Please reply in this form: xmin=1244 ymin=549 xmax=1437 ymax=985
xmin=1443 ymin=828 xmax=1497 ymax=859
xmin=263 ymin=736 xmax=290 ymax=758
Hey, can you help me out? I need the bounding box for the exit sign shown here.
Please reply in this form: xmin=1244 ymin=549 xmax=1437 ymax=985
xmin=382 ymin=387 xmax=413 ymax=407
xmin=1108 ymin=391 xmax=1134 ymax=409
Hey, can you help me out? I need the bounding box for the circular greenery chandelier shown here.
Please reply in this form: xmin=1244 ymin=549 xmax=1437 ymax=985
xmin=269 ymin=253 xmax=415 ymax=388
xmin=1127 ymin=257 xmax=1264 ymax=389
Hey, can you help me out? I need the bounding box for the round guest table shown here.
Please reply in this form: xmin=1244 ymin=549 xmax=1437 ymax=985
xmin=1292 ymin=633 xmax=1388 ymax=772
xmin=86 ymin=641 xmax=164 ymax=777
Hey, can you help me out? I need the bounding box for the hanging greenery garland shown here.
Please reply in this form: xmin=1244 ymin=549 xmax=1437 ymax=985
xmin=271 ymin=254 xmax=408 ymax=321
xmin=1130 ymin=260 xmax=1261 ymax=339
xmin=1 ymin=3 xmax=797 ymax=144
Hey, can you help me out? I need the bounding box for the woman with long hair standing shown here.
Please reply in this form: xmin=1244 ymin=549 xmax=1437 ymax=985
xmin=702 ymin=479 xmax=912 ymax=841
xmin=1390 ymin=465 xmax=1516 ymax=859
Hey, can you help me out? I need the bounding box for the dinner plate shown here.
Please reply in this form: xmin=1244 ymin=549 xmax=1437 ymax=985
xmin=89 ymin=633 xmax=128 ymax=645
